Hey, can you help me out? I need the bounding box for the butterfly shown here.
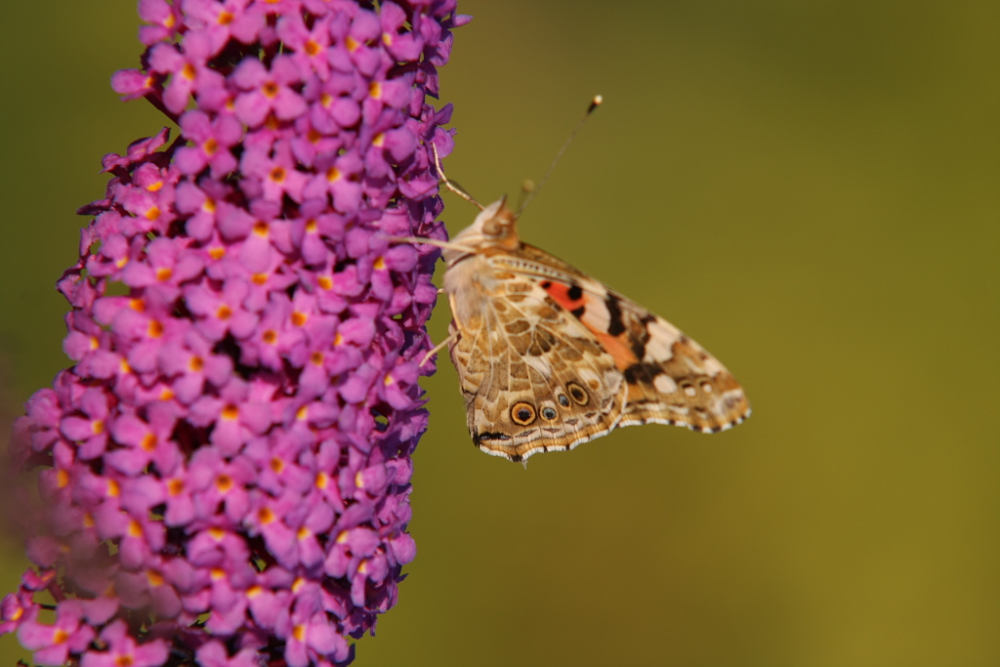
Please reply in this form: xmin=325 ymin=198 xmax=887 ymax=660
xmin=401 ymin=142 xmax=750 ymax=463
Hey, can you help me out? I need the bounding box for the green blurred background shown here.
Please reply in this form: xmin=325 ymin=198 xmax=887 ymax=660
xmin=2 ymin=1 xmax=998 ymax=665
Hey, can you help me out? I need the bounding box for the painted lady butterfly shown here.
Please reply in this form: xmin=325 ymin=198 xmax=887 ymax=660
xmin=403 ymin=124 xmax=750 ymax=462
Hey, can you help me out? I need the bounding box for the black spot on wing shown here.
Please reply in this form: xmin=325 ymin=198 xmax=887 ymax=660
xmin=631 ymin=313 xmax=656 ymax=358
xmin=630 ymin=328 xmax=651 ymax=360
xmin=605 ymin=294 xmax=626 ymax=336
xmin=567 ymin=284 xmax=583 ymax=301
xmin=623 ymin=362 xmax=663 ymax=385
xmin=570 ymin=306 xmax=585 ymax=318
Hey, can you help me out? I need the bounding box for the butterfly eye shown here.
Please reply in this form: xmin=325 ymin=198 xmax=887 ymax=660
xmin=566 ymin=382 xmax=589 ymax=406
xmin=557 ymin=393 xmax=571 ymax=407
xmin=540 ymin=406 xmax=558 ymax=421
xmin=510 ymin=401 xmax=537 ymax=426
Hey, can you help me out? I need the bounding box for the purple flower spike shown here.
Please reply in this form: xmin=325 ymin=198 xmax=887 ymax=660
xmin=4 ymin=1 xmax=464 ymax=665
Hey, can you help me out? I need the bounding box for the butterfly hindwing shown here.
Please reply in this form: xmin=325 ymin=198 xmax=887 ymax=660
xmin=447 ymin=274 xmax=627 ymax=462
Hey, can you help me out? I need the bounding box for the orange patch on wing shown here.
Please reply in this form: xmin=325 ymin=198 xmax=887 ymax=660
xmin=541 ymin=280 xmax=637 ymax=370
xmin=594 ymin=331 xmax=638 ymax=370
xmin=542 ymin=281 xmax=584 ymax=311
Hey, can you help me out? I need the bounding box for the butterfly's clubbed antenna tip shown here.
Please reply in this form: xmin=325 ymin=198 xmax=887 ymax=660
xmin=431 ymin=142 xmax=484 ymax=210
xmin=588 ymin=94 xmax=603 ymax=114
xmin=515 ymin=179 xmax=536 ymax=213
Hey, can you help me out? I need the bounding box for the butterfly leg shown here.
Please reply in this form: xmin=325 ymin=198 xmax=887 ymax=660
xmin=430 ymin=142 xmax=483 ymax=210
xmin=381 ymin=235 xmax=479 ymax=254
xmin=420 ymin=333 xmax=457 ymax=368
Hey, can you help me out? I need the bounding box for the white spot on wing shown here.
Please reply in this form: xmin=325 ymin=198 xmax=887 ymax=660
xmin=643 ymin=319 xmax=680 ymax=361
xmin=578 ymin=281 xmax=610 ymax=331
xmin=653 ymin=374 xmax=677 ymax=394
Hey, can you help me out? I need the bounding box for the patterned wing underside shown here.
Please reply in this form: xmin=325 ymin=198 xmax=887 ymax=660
xmin=500 ymin=244 xmax=751 ymax=435
xmin=446 ymin=244 xmax=750 ymax=462
xmin=448 ymin=276 xmax=628 ymax=462
xmin=604 ymin=303 xmax=750 ymax=433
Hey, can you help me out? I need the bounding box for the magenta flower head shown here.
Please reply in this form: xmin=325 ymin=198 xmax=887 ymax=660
xmin=3 ymin=1 xmax=468 ymax=664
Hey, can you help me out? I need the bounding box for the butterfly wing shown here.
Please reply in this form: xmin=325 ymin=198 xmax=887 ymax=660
xmin=514 ymin=242 xmax=751 ymax=434
xmin=444 ymin=240 xmax=749 ymax=462
xmin=447 ymin=264 xmax=628 ymax=462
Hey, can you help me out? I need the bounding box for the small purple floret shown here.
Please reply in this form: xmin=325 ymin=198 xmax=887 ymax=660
xmin=3 ymin=1 xmax=464 ymax=664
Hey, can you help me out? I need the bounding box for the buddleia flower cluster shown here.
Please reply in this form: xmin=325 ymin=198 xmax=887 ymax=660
xmin=2 ymin=1 xmax=466 ymax=664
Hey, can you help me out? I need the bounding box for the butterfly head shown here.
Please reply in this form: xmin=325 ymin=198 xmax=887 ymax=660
xmin=448 ymin=197 xmax=521 ymax=259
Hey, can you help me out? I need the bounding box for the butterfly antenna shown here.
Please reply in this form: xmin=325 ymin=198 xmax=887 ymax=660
xmin=431 ymin=142 xmax=484 ymax=211
xmin=517 ymin=94 xmax=603 ymax=217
